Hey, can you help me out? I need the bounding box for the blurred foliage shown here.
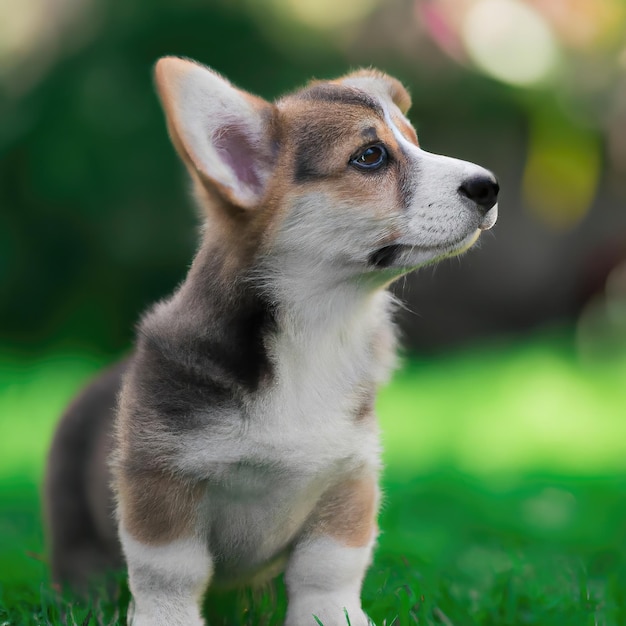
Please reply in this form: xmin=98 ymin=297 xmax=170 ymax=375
xmin=0 ymin=0 xmax=352 ymax=355
xmin=1 ymin=0 xmax=625 ymax=356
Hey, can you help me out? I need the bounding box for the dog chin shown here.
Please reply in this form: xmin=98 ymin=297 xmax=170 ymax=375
xmin=448 ymin=229 xmax=482 ymax=256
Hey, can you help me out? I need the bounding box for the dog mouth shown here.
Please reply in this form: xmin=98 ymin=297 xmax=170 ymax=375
xmin=368 ymin=231 xmax=482 ymax=269
xmin=368 ymin=244 xmax=408 ymax=268
xmin=368 ymin=204 xmax=498 ymax=270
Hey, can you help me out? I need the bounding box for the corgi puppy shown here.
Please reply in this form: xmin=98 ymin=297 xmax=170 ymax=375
xmin=45 ymin=57 xmax=498 ymax=626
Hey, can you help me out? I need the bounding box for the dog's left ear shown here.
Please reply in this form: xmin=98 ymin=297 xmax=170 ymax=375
xmin=336 ymin=69 xmax=412 ymax=115
xmin=154 ymin=57 xmax=277 ymax=209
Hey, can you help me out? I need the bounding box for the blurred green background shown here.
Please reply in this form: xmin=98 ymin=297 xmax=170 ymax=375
xmin=2 ymin=0 xmax=626 ymax=623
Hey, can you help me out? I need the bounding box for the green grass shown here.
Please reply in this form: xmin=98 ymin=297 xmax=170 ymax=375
xmin=2 ymin=331 xmax=626 ymax=625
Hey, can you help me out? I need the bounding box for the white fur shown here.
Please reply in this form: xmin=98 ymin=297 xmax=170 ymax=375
xmin=120 ymin=528 xmax=213 ymax=626
xmin=170 ymin=287 xmax=390 ymax=582
xmin=285 ymin=536 xmax=375 ymax=626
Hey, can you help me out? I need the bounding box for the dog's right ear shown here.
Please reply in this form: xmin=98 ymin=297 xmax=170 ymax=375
xmin=154 ymin=57 xmax=276 ymax=209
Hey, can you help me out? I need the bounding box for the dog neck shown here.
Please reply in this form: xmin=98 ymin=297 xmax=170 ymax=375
xmin=142 ymin=221 xmax=397 ymax=394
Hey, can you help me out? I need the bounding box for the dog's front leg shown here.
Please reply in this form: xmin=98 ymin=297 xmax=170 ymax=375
xmin=116 ymin=472 xmax=211 ymax=626
xmin=285 ymin=473 xmax=379 ymax=626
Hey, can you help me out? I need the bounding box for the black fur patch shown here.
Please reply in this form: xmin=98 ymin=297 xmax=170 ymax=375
xmin=292 ymin=119 xmax=349 ymax=183
xmin=293 ymin=124 xmax=328 ymax=182
xmin=361 ymin=126 xmax=379 ymax=142
xmin=132 ymin=246 xmax=277 ymax=432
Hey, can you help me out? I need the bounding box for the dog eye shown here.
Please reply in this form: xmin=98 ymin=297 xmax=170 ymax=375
xmin=351 ymin=145 xmax=388 ymax=170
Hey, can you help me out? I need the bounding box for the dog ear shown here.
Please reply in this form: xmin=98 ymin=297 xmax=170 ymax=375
xmin=337 ymin=69 xmax=412 ymax=115
xmin=154 ymin=57 xmax=276 ymax=209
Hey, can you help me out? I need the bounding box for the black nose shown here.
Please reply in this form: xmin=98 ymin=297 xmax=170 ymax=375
xmin=459 ymin=175 xmax=499 ymax=213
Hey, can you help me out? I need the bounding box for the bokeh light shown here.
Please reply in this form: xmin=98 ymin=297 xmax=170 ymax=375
xmin=523 ymin=106 xmax=601 ymax=229
xmin=462 ymin=0 xmax=559 ymax=86
xmin=269 ymin=0 xmax=380 ymax=31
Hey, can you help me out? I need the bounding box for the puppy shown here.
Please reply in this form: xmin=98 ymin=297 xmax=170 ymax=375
xmin=45 ymin=57 xmax=498 ymax=626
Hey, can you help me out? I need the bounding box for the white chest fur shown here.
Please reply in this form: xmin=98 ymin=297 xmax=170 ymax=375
xmin=173 ymin=289 xmax=396 ymax=582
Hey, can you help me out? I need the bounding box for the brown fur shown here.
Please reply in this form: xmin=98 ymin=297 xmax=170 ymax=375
xmin=308 ymin=475 xmax=378 ymax=548
xmin=263 ymin=97 xmax=416 ymax=228
xmin=117 ymin=470 xmax=203 ymax=545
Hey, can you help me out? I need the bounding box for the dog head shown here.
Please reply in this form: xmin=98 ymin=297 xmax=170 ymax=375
xmin=154 ymin=58 xmax=498 ymax=285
